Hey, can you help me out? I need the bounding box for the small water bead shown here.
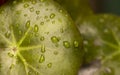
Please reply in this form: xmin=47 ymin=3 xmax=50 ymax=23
xmin=31 ymin=0 xmax=37 ymax=4
xmin=52 ymin=21 xmax=55 ymax=24
xmin=50 ymin=13 xmax=55 ymax=19
xmin=39 ymin=55 xmax=45 ymax=63
xmin=35 ymin=33 xmax=39 ymax=37
xmin=41 ymin=45 xmax=45 ymax=53
xmin=34 ymin=25 xmax=39 ymax=32
xmin=59 ymin=9 xmax=63 ymax=13
xmin=47 ymin=63 xmax=52 ymax=68
xmin=5 ymin=31 xmax=11 ymax=38
xmin=13 ymin=0 xmax=17 ymax=4
xmin=63 ymin=41 xmax=70 ymax=48
xmin=44 ymin=16 xmax=48 ymax=19
xmin=40 ymin=36 xmax=45 ymax=41
xmin=24 ymin=4 xmax=29 ymax=8
xmin=36 ymin=11 xmax=40 ymax=15
xmin=73 ymin=41 xmax=79 ymax=48
xmin=30 ymin=7 xmax=34 ymax=12
xmin=19 ymin=30 xmax=22 ymax=35
xmin=8 ymin=52 xmax=14 ymax=57
xmin=24 ymin=14 xmax=28 ymax=17
xmin=16 ymin=10 xmax=21 ymax=14
xmin=16 ymin=24 xmax=20 ymax=28
xmin=51 ymin=36 xmax=59 ymax=43
xmin=25 ymin=20 xmax=30 ymax=28
xmin=54 ymin=51 xmax=58 ymax=55
xmin=9 ymin=64 xmax=15 ymax=69
xmin=40 ymin=22 xmax=44 ymax=25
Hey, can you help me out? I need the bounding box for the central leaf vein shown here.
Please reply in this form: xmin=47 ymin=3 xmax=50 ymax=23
xmin=17 ymin=27 xmax=32 ymax=46
xmin=18 ymin=52 xmax=40 ymax=75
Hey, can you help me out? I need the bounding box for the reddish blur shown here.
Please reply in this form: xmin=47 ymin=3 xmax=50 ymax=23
xmin=0 ymin=0 xmax=7 ymax=6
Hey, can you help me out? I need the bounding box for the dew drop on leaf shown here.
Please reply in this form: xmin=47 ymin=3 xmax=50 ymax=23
xmin=19 ymin=30 xmax=22 ymax=35
xmin=9 ymin=64 xmax=15 ymax=69
xmin=30 ymin=7 xmax=34 ymax=12
xmin=36 ymin=11 xmax=40 ymax=15
xmin=39 ymin=55 xmax=45 ymax=63
xmin=63 ymin=41 xmax=70 ymax=48
xmin=25 ymin=20 xmax=30 ymax=28
xmin=5 ymin=31 xmax=11 ymax=38
xmin=47 ymin=63 xmax=52 ymax=68
xmin=50 ymin=13 xmax=55 ymax=19
xmin=34 ymin=25 xmax=39 ymax=32
xmin=54 ymin=51 xmax=58 ymax=55
xmin=31 ymin=0 xmax=36 ymax=4
xmin=51 ymin=36 xmax=59 ymax=43
xmin=8 ymin=52 xmax=14 ymax=57
xmin=59 ymin=9 xmax=63 ymax=13
xmin=73 ymin=40 xmax=79 ymax=48
xmin=40 ymin=36 xmax=45 ymax=41
xmin=41 ymin=45 xmax=45 ymax=53
xmin=24 ymin=4 xmax=29 ymax=8
xmin=40 ymin=22 xmax=44 ymax=25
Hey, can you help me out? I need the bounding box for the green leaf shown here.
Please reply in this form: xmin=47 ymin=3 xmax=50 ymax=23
xmin=78 ymin=14 xmax=120 ymax=75
xmin=0 ymin=0 xmax=83 ymax=75
xmin=54 ymin=0 xmax=93 ymax=21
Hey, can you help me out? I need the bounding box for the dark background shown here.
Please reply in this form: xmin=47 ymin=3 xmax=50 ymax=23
xmin=90 ymin=0 xmax=120 ymax=15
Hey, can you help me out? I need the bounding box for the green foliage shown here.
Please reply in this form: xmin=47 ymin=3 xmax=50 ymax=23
xmin=0 ymin=0 xmax=83 ymax=75
xmin=78 ymin=14 xmax=120 ymax=75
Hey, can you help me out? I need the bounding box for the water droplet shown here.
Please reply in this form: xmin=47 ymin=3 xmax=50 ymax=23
xmin=59 ymin=9 xmax=63 ymax=13
xmin=54 ymin=51 xmax=58 ymax=55
xmin=24 ymin=14 xmax=28 ymax=17
xmin=16 ymin=24 xmax=20 ymax=28
xmin=30 ymin=7 xmax=34 ymax=12
xmin=24 ymin=4 xmax=29 ymax=8
xmin=63 ymin=41 xmax=70 ymax=48
xmin=47 ymin=63 xmax=52 ymax=68
xmin=36 ymin=11 xmax=40 ymax=15
xmin=5 ymin=31 xmax=11 ymax=38
xmin=51 ymin=36 xmax=59 ymax=43
xmin=19 ymin=30 xmax=22 ymax=35
xmin=8 ymin=52 xmax=14 ymax=57
xmin=40 ymin=22 xmax=44 ymax=25
xmin=39 ymin=55 xmax=45 ymax=63
xmin=9 ymin=64 xmax=15 ymax=69
xmin=13 ymin=1 xmax=17 ymax=4
xmin=34 ymin=25 xmax=39 ymax=32
xmin=50 ymin=13 xmax=55 ymax=19
xmin=32 ymin=1 xmax=36 ymax=4
xmin=41 ymin=45 xmax=45 ymax=53
xmin=16 ymin=11 xmax=21 ymax=14
xmin=26 ymin=20 xmax=30 ymax=28
xmin=44 ymin=16 xmax=48 ymax=19
xmin=35 ymin=33 xmax=39 ymax=37
xmin=40 ymin=36 xmax=45 ymax=41
xmin=73 ymin=41 xmax=79 ymax=48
